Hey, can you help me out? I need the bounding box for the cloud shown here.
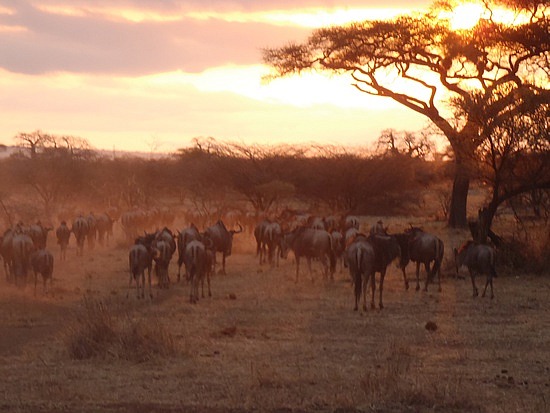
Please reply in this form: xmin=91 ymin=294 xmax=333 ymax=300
xmin=0 ymin=0 xmax=431 ymax=75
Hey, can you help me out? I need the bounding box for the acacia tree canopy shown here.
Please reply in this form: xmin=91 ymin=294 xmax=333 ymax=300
xmin=263 ymin=0 xmax=549 ymax=228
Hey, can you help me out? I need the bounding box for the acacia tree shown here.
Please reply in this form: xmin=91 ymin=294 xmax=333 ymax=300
xmin=263 ymin=0 xmax=549 ymax=228
xmin=467 ymin=93 xmax=550 ymax=242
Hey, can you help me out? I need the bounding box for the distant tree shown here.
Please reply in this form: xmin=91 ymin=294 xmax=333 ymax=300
xmin=376 ymin=129 xmax=435 ymax=159
xmin=263 ymin=0 xmax=549 ymax=228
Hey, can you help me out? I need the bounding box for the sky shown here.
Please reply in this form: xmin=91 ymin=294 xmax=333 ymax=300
xmin=0 ymin=0 xmax=437 ymax=153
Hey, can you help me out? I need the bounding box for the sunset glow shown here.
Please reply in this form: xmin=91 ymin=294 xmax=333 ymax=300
xmin=0 ymin=0 xmax=464 ymax=153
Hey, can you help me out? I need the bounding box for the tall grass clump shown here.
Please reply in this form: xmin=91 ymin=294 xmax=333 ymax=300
xmin=360 ymin=341 xmax=482 ymax=412
xmin=65 ymin=296 xmax=180 ymax=362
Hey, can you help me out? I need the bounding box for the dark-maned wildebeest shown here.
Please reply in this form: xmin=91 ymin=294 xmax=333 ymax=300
xmin=345 ymin=234 xmax=375 ymax=311
xmin=203 ymin=220 xmax=242 ymax=275
xmin=280 ymin=226 xmax=336 ymax=283
xmin=369 ymin=220 xmax=387 ymax=236
xmin=128 ymin=235 xmax=154 ymax=299
xmin=56 ymin=221 xmax=71 ymax=261
xmin=95 ymin=213 xmax=114 ymax=246
xmin=30 ymin=249 xmax=54 ymax=295
xmin=365 ymin=233 xmax=402 ymax=310
xmin=454 ymin=241 xmax=497 ymax=299
xmin=184 ymin=239 xmax=211 ymax=303
xmin=176 ymin=223 xmax=201 ymax=282
xmin=395 ymin=227 xmax=444 ymax=292
xmin=72 ymin=215 xmax=89 ymax=256
xmin=11 ymin=231 xmax=34 ymax=287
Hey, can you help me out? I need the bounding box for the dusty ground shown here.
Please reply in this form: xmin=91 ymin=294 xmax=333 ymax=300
xmin=0 ymin=220 xmax=549 ymax=413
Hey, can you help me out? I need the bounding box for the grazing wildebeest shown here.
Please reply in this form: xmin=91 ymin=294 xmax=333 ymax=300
xmin=343 ymin=215 xmax=360 ymax=231
xmin=203 ymin=220 xmax=242 ymax=275
xmin=365 ymin=233 xmax=402 ymax=310
xmin=11 ymin=231 xmax=35 ymax=287
xmin=56 ymin=221 xmax=71 ymax=261
xmin=128 ymin=235 xmax=154 ymax=299
xmin=280 ymin=226 xmax=336 ymax=283
xmin=345 ymin=234 xmax=375 ymax=311
xmin=454 ymin=241 xmax=497 ymax=299
xmin=395 ymin=227 xmax=444 ymax=292
xmin=184 ymin=239 xmax=211 ymax=303
xmin=95 ymin=213 xmax=114 ymax=246
xmin=30 ymin=249 xmax=54 ymax=295
xmin=71 ymin=215 xmax=89 ymax=256
xmin=256 ymin=220 xmax=282 ymax=266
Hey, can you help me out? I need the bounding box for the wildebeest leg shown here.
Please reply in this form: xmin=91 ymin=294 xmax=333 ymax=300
xmin=147 ymin=267 xmax=153 ymax=299
xmin=423 ymin=262 xmax=431 ymax=291
xmin=295 ymin=256 xmax=300 ymax=283
xmin=401 ymin=267 xmax=409 ymax=290
xmin=369 ymin=272 xmax=376 ymax=310
xmin=361 ymin=272 xmax=368 ymax=312
xmin=415 ymin=262 xmax=421 ymax=291
xmin=469 ymin=270 xmax=479 ymax=297
xmin=220 ymin=254 xmax=227 ymax=275
xmin=379 ymin=270 xmax=385 ymax=309
xmin=482 ymin=274 xmax=494 ymax=299
xmin=307 ymin=257 xmax=314 ymax=283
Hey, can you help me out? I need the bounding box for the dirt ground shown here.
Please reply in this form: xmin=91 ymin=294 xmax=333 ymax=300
xmin=0 ymin=219 xmax=549 ymax=413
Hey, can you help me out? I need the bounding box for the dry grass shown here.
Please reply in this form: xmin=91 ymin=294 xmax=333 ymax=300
xmin=65 ymin=296 xmax=181 ymax=362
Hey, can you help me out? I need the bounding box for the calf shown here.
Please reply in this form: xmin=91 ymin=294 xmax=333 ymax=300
xmin=30 ymin=249 xmax=54 ymax=295
xmin=454 ymin=241 xmax=497 ymax=299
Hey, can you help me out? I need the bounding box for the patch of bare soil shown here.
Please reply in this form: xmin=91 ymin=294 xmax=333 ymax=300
xmin=0 ymin=225 xmax=549 ymax=413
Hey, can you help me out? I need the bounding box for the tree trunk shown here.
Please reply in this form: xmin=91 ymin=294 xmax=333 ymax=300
xmin=448 ymin=164 xmax=469 ymax=228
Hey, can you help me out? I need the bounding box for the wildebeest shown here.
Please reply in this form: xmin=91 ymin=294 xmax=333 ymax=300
xmin=95 ymin=213 xmax=115 ymax=246
xmin=330 ymin=230 xmax=345 ymax=272
xmin=30 ymin=249 xmax=54 ymax=295
xmin=56 ymin=221 xmax=71 ymax=261
xmin=151 ymin=234 xmax=175 ymax=289
xmin=203 ymin=220 xmax=242 ymax=275
xmin=364 ymin=233 xmax=402 ymax=310
xmin=128 ymin=235 xmax=154 ymax=299
xmin=11 ymin=231 xmax=35 ymax=287
xmin=176 ymin=223 xmax=200 ymax=281
xmin=72 ymin=215 xmax=89 ymax=256
xmin=86 ymin=213 xmax=98 ymax=250
xmin=255 ymin=220 xmax=282 ymax=266
xmin=27 ymin=221 xmax=52 ymax=250
xmin=454 ymin=241 xmax=497 ymax=299
xmin=345 ymin=234 xmax=375 ymax=311
xmin=1 ymin=228 xmax=15 ymax=282
xmin=280 ymin=226 xmax=336 ymax=283
xmin=395 ymin=227 xmax=444 ymax=292
xmin=184 ymin=239 xmax=212 ymax=303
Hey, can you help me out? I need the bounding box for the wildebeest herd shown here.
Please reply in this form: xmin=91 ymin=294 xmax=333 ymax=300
xmin=0 ymin=209 xmax=498 ymax=310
